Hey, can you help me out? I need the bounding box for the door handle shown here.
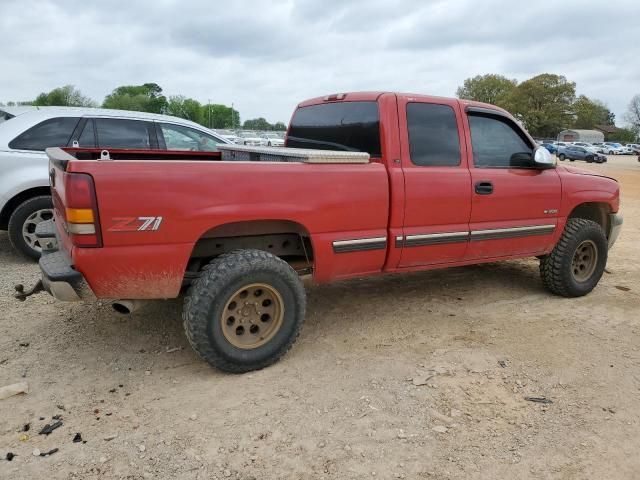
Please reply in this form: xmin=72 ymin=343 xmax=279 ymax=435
xmin=475 ymin=181 xmax=493 ymax=195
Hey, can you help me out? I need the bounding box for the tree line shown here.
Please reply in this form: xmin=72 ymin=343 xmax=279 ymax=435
xmin=456 ymin=73 xmax=639 ymax=142
xmin=0 ymin=83 xmax=287 ymax=131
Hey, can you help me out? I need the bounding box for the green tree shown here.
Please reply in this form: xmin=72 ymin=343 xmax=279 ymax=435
xmin=502 ymin=74 xmax=576 ymax=138
xmin=32 ymin=85 xmax=96 ymax=107
xmin=455 ymin=74 xmax=517 ymax=106
xmin=273 ymin=121 xmax=287 ymax=131
xmin=243 ymin=117 xmax=273 ymax=130
xmin=201 ymin=104 xmax=240 ymax=129
xmin=572 ymin=95 xmax=612 ymax=129
xmin=166 ymin=95 xmax=204 ymax=124
xmin=102 ymin=83 xmax=167 ymax=113
xmin=607 ymin=127 xmax=638 ymax=143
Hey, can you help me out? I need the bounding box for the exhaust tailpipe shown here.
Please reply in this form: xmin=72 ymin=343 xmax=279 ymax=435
xmin=112 ymin=300 xmax=146 ymax=315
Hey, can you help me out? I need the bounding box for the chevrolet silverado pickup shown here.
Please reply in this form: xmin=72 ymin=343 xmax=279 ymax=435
xmin=25 ymin=92 xmax=622 ymax=373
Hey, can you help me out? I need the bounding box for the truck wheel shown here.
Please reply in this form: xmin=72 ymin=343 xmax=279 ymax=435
xmin=183 ymin=249 xmax=306 ymax=373
xmin=558 ymin=154 xmax=566 ymax=161
xmin=8 ymin=195 xmax=54 ymax=260
xmin=539 ymin=218 xmax=607 ymax=297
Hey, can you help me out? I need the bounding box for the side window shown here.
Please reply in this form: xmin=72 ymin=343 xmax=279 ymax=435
xmin=159 ymin=123 xmax=221 ymax=152
xmin=468 ymin=114 xmax=533 ymax=168
xmin=76 ymin=119 xmax=96 ymax=147
xmin=95 ymin=118 xmax=153 ymax=149
xmin=9 ymin=117 xmax=80 ymax=151
xmin=407 ymin=103 xmax=461 ymax=166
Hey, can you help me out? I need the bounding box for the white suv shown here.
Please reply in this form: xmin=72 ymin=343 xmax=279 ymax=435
xmin=0 ymin=106 xmax=229 ymax=259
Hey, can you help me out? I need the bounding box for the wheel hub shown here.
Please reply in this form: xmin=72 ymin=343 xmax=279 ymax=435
xmin=571 ymin=240 xmax=598 ymax=282
xmin=22 ymin=208 xmax=54 ymax=252
xmin=221 ymin=283 xmax=284 ymax=349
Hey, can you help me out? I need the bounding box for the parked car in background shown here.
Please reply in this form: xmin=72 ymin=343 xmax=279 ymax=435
xmin=261 ymin=132 xmax=285 ymax=147
xmin=235 ymin=131 xmax=266 ymax=146
xmin=542 ymin=142 xmax=558 ymax=153
xmin=619 ymin=145 xmax=634 ymax=154
xmin=590 ymin=142 xmax=607 ymax=154
xmin=627 ymin=144 xmax=640 ymax=155
xmin=0 ymin=106 xmax=230 ymax=259
xmin=603 ymin=142 xmax=625 ymax=154
xmin=215 ymin=130 xmax=238 ymax=143
xmin=557 ymin=145 xmax=606 ymax=163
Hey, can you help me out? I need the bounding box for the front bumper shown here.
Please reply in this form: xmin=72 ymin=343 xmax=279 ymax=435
xmin=608 ymin=213 xmax=623 ymax=249
xmin=36 ymin=220 xmax=94 ymax=302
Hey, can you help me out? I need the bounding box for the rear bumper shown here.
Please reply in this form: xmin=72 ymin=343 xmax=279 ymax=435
xmin=608 ymin=213 xmax=623 ymax=249
xmin=36 ymin=220 xmax=95 ymax=302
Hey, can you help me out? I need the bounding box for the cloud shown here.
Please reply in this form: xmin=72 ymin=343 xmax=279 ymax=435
xmin=0 ymin=0 xmax=638 ymax=125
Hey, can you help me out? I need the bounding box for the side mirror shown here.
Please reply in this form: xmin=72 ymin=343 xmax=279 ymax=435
xmin=533 ymin=146 xmax=555 ymax=168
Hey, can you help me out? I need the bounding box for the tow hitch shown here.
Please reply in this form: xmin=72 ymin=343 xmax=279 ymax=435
xmin=14 ymin=280 xmax=44 ymax=301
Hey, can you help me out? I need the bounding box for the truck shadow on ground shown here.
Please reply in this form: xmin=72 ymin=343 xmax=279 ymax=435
xmin=1 ymin=230 xmax=551 ymax=378
xmin=50 ymin=259 xmax=548 ymax=376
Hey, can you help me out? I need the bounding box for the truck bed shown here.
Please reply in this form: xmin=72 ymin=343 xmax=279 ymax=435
xmin=48 ymin=147 xmax=389 ymax=299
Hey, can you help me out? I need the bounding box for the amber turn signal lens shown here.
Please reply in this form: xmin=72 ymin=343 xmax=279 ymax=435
xmin=65 ymin=207 xmax=94 ymax=223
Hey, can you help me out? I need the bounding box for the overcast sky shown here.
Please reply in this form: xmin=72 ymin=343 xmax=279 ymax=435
xmin=1 ymin=0 xmax=639 ymax=125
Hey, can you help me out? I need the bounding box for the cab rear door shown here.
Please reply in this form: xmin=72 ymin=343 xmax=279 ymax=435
xmin=396 ymin=96 xmax=471 ymax=267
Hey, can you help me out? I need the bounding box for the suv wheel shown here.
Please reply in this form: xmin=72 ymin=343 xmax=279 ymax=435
xmin=558 ymin=154 xmax=566 ymax=161
xmin=8 ymin=196 xmax=54 ymax=260
xmin=539 ymin=218 xmax=607 ymax=297
xmin=183 ymin=249 xmax=306 ymax=373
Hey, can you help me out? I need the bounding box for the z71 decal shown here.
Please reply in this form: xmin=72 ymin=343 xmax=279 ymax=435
xmin=108 ymin=216 xmax=163 ymax=232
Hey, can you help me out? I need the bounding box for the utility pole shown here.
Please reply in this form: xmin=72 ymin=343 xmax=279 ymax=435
xmin=208 ymin=99 xmax=211 ymax=129
xmin=231 ymin=102 xmax=234 ymax=130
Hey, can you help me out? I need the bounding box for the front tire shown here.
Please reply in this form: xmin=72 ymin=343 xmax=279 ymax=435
xmin=540 ymin=218 xmax=608 ymax=297
xmin=7 ymin=196 xmax=54 ymax=260
xmin=558 ymin=154 xmax=566 ymax=161
xmin=183 ymin=249 xmax=306 ymax=373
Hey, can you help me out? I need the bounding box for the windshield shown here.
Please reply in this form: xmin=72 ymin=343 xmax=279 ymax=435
xmin=287 ymin=101 xmax=381 ymax=156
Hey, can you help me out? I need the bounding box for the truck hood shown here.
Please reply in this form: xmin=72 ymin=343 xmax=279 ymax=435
xmin=559 ymin=165 xmax=618 ymax=182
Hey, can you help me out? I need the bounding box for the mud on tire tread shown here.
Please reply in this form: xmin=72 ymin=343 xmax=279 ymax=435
xmin=540 ymin=218 xmax=607 ymax=297
xmin=182 ymin=249 xmax=306 ymax=373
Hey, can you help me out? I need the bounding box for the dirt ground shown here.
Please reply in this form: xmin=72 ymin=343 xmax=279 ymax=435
xmin=1 ymin=155 xmax=639 ymax=480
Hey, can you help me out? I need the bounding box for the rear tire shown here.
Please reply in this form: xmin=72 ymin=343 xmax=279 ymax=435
xmin=539 ymin=218 xmax=607 ymax=297
xmin=7 ymin=196 xmax=54 ymax=260
xmin=558 ymin=154 xmax=566 ymax=161
xmin=183 ymin=249 xmax=306 ymax=373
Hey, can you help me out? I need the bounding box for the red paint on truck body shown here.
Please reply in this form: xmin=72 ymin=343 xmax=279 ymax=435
xmin=49 ymin=92 xmax=620 ymax=300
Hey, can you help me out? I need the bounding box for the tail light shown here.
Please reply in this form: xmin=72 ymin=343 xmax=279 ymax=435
xmin=63 ymin=173 xmax=102 ymax=247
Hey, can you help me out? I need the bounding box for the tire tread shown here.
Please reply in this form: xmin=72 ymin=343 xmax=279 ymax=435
xmin=182 ymin=249 xmax=306 ymax=373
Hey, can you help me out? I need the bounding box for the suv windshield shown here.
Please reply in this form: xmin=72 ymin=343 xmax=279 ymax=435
xmin=287 ymin=101 xmax=381 ymax=156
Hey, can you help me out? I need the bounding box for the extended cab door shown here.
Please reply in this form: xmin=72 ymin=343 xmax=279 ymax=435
xmin=463 ymin=108 xmax=561 ymax=259
xmin=396 ymin=96 xmax=471 ymax=267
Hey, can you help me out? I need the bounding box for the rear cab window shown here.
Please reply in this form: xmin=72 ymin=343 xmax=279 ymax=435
xmin=9 ymin=117 xmax=80 ymax=151
xmin=407 ymin=103 xmax=461 ymax=166
xmin=287 ymin=101 xmax=381 ymax=157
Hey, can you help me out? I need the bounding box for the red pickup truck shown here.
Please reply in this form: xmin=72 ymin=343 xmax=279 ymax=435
xmin=26 ymin=92 xmax=622 ymax=373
